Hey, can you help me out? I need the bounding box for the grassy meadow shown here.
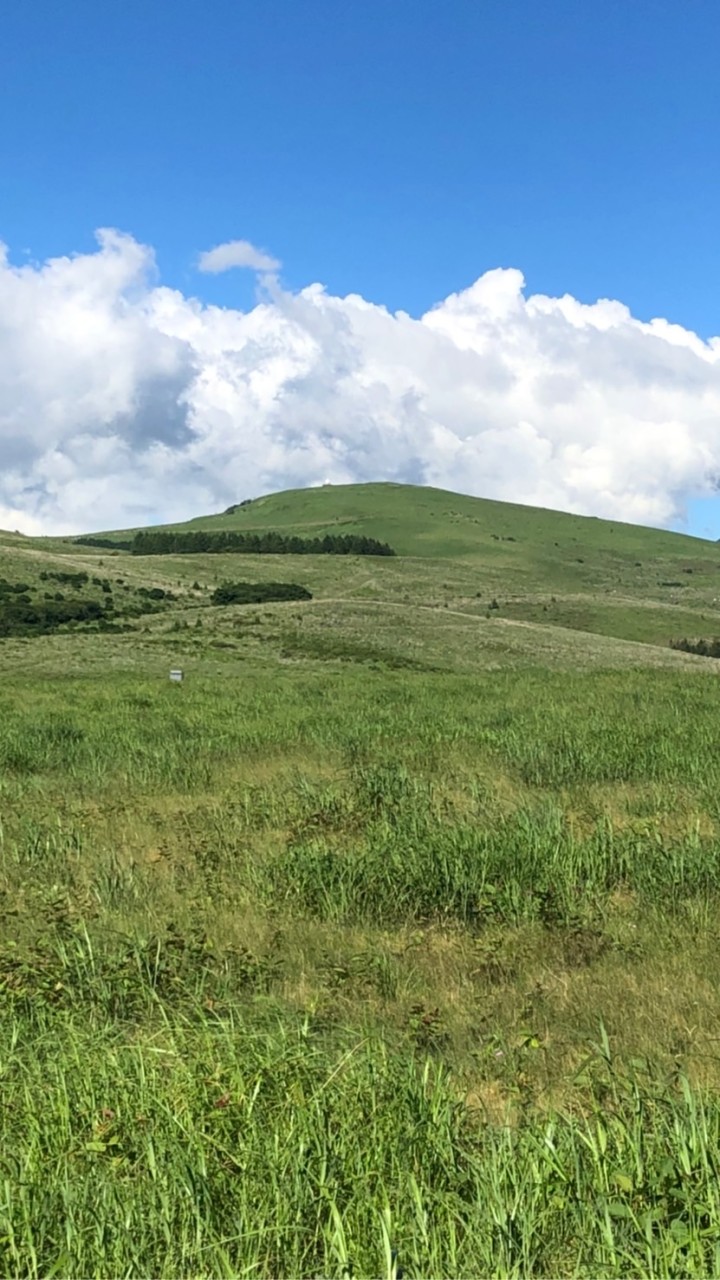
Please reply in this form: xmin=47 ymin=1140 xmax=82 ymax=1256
xmin=4 ymin=484 xmax=720 ymax=1277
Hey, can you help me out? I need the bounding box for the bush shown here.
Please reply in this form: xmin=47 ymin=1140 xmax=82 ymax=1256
xmin=211 ymin=582 xmax=312 ymax=606
xmin=39 ymin=571 xmax=88 ymax=588
xmin=670 ymin=637 xmax=720 ymax=659
xmin=0 ymin=599 xmax=104 ymax=638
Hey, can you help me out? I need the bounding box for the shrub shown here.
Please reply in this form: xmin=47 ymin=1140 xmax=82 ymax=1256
xmin=670 ymin=637 xmax=720 ymax=659
xmin=0 ymin=599 xmax=104 ymax=638
xmin=39 ymin=571 xmax=88 ymax=588
xmin=211 ymin=582 xmax=312 ymax=606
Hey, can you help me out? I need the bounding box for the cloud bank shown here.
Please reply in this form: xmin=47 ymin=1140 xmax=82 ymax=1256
xmin=1 ymin=228 xmax=719 ymax=535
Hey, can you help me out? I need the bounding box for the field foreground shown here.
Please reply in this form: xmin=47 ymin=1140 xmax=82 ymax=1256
xmin=3 ymin=485 xmax=720 ymax=1277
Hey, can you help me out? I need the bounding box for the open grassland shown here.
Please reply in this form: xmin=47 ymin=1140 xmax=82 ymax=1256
xmin=8 ymin=481 xmax=720 ymax=659
xmin=4 ymin=486 xmax=720 ymax=1276
xmin=4 ymin=661 xmax=720 ymax=1276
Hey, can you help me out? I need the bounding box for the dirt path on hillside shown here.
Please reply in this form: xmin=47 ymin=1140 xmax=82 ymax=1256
xmin=307 ymin=596 xmax=532 ymax=626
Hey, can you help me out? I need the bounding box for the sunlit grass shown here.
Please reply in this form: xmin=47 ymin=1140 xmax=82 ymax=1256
xmin=3 ymin=665 xmax=720 ymax=1274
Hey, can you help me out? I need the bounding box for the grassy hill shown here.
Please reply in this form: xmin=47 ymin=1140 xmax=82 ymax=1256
xmin=2 ymin=480 xmax=720 ymax=664
xmin=5 ymin=485 xmax=720 ymax=1274
xmin=93 ymin=478 xmax=718 ymax=559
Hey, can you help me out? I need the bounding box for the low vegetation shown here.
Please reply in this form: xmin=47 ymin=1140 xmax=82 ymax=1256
xmin=3 ymin=664 xmax=720 ymax=1276
xmin=211 ymin=580 xmax=312 ymax=605
xmin=0 ymin=596 xmax=107 ymax=637
xmin=39 ymin=569 xmax=91 ymax=588
xmin=670 ymin=636 xmax=720 ymax=658
xmin=0 ymin=574 xmax=177 ymax=638
xmin=3 ymin=482 xmax=720 ymax=1276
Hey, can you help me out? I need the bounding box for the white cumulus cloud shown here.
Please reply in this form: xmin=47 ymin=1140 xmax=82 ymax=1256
xmin=0 ymin=228 xmax=719 ymax=535
xmin=197 ymin=238 xmax=281 ymax=274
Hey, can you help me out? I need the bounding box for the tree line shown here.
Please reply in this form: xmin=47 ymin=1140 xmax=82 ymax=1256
xmin=74 ymin=536 xmax=135 ymax=551
xmin=75 ymin=530 xmax=396 ymax=557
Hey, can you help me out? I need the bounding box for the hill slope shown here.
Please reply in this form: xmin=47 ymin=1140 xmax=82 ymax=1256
xmin=92 ymin=481 xmax=716 ymax=561
xmin=1 ymin=482 xmax=720 ymax=670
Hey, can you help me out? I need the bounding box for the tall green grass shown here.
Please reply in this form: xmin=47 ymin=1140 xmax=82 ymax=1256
xmin=4 ymin=665 xmax=720 ymax=1275
xmin=3 ymin=1004 xmax=720 ymax=1278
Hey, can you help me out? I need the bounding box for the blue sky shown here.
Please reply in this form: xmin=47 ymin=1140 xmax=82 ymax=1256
xmin=1 ymin=0 xmax=719 ymax=535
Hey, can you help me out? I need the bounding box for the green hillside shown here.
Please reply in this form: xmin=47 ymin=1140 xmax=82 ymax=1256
xmin=94 ymin=479 xmax=716 ymax=560
xmin=3 ymin=481 xmax=718 ymax=661
xmin=6 ymin=484 xmax=720 ymax=1273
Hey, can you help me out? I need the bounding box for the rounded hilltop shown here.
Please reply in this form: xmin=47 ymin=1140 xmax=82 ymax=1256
xmin=75 ymin=480 xmax=717 ymax=563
